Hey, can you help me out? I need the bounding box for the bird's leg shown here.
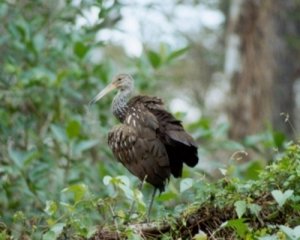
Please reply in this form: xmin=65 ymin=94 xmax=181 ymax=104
xmin=147 ymin=187 xmax=157 ymax=222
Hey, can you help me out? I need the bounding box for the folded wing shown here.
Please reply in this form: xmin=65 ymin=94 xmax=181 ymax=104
xmin=108 ymin=105 xmax=170 ymax=192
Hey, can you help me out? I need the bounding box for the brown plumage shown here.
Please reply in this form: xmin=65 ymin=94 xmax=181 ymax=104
xmin=107 ymin=95 xmax=198 ymax=191
xmin=90 ymin=74 xmax=198 ymax=217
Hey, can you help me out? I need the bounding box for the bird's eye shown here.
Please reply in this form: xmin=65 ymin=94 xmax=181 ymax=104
xmin=117 ymin=78 xmax=121 ymax=82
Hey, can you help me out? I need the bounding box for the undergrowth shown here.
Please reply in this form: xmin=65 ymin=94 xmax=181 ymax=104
xmin=175 ymin=142 xmax=300 ymax=239
xmin=91 ymin=142 xmax=300 ymax=239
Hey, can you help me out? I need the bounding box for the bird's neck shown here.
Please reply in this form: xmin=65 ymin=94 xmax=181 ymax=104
xmin=112 ymin=89 xmax=131 ymax=122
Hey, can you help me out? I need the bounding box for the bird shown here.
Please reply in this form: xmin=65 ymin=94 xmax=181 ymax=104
xmin=90 ymin=73 xmax=198 ymax=219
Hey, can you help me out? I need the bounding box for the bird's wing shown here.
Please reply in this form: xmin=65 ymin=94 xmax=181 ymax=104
xmin=108 ymin=106 xmax=170 ymax=191
xmin=129 ymin=95 xmax=199 ymax=178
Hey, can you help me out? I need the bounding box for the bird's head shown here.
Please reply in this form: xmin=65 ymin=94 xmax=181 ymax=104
xmin=90 ymin=73 xmax=134 ymax=104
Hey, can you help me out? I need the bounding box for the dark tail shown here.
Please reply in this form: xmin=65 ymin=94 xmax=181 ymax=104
xmin=165 ymin=133 xmax=199 ymax=178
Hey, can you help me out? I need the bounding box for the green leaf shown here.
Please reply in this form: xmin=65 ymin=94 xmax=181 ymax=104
xmin=258 ymin=235 xmax=278 ymax=240
xmin=243 ymin=161 xmax=264 ymax=180
xmin=159 ymin=43 xmax=169 ymax=59
xmin=193 ymin=231 xmax=208 ymax=240
xmin=147 ymin=50 xmax=161 ymax=68
xmin=33 ymin=33 xmax=45 ymax=51
xmin=8 ymin=148 xmax=38 ymax=169
xmin=221 ymin=219 xmax=248 ymax=238
xmin=166 ymin=46 xmax=189 ymax=62
xmin=271 ymin=189 xmax=294 ymax=207
xmin=118 ymin=183 xmax=134 ymax=200
xmin=50 ymin=124 xmax=67 ymax=142
xmin=66 ymin=119 xmax=81 ymax=139
xmin=74 ymin=139 xmax=99 ymax=156
xmin=62 ymin=183 xmax=88 ymax=202
xmin=0 ymin=231 xmax=10 ymax=240
xmin=219 ymin=168 xmax=227 ymax=176
xmin=4 ymin=63 xmax=19 ymax=74
xmin=59 ymin=202 xmax=74 ymax=212
xmin=234 ymin=200 xmax=246 ymax=218
xmin=103 ymin=176 xmax=112 ymax=186
xmin=13 ymin=211 xmax=26 ymax=222
xmin=248 ymin=203 xmax=262 ymax=217
xmin=8 ymin=148 xmax=24 ymax=168
xmin=272 ymin=131 xmax=286 ymax=148
xmin=280 ymin=225 xmax=300 ymax=240
xmin=74 ymin=41 xmax=89 ymax=59
xmin=44 ymin=201 xmax=58 ymax=216
xmin=125 ymin=229 xmax=145 ymax=240
xmin=180 ymin=178 xmax=194 ymax=193
xmin=42 ymin=223 xmax=65 ymax=240
xmin=15 ymin=19 xmax=30 ymax=41
xmin=156 ymin=192 xmax=178 ymax=202
xmin=115 ymin=175 xmax=130 ymax=187
xmin=24 ymin=150 xmax=39 ymax=166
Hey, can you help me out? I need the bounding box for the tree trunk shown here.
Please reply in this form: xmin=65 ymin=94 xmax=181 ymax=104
xmin=271 ymin=1 xmax=300 ymax=138
xmin=225 ymin=0 xmax=300 ymax=140
xmin=225 ymin=0 xmax=274 ymax=140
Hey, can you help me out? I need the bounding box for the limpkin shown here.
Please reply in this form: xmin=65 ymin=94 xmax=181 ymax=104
xmin=90 ymin=74 xmax=198 ymax=219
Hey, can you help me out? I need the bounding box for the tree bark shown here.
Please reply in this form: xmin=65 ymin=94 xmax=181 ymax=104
xmin=225 ymin=0 xmax=300 ymax=140
xmin=225 ymin=0 xmax=274 ymax=140
xmin=271 ymin=1 xmax=300 ymax=137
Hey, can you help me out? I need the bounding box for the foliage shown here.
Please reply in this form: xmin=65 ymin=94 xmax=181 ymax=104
xmin=90 ymin=142 xmax=300 ymax=239
xmin=0 ymin=0 xmax=197 ymax=239
xmin=187 ymin=142 xmax=300 ymax=240
xmin=0 ymin=0 xmax=299 ymax=239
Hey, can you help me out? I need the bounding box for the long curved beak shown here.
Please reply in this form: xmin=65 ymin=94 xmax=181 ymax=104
xmin=89 ymin=82 xmax=117 ymax=105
